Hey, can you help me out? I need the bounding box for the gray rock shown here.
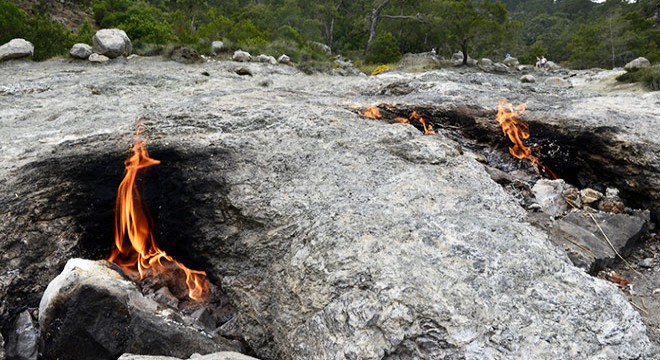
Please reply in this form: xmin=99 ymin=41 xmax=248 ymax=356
xmin=38 ymin=259 xmax=242 ymax=359
xmin=452 ymin=51 xmax=464 ymax=62
xmin=624 ymin=57 xmax=650 ymax=71
xmin=479 ymin=58 xmax=493 ymax=66
xmin=544 ymin=76 xmax=572 ymax=88
xmin=118 ymin=352 xmax=260 ymax=360
xmin=127 ymin=54 xmax=140 ymax=60
xmin=88 ymin=53 xmax=110 ymax=63
xmin=0 ymin=39 xmax=34 ymax=61
xmin=232 ymin=50 xmax=251 ymax=62
xmin=551 ymin=211 xmax=648 ymax=271
xmin=0 ymin=331 xmax=4 ymax=360
xmin=234 ymin=67 xmax=252 ymax=76
xmin=520 ymin=74 xmax=536 ymax=83
xmin=532 ymin=179 xmax=570 ymax=217
xmin=639 ymin=258 xmax=654 ymax=269
xmin=544 ymin=61 xmax=561 ymax=70
xmin=69 ymin=43 xmax=93 ymax=59
xmin=211 ymin=41 xmax=226 ymax=55
xmin=502 ymin=57 xmax=519 ymax=67
xmin=171 ymin=47 xmax=203 ymax=64
xmin=493 ymin=62 xmax=509 ymax=73
xmin=5 ymin=310 xmax=39 ymax=360
xmin=581 ymin=188 xmax=604 ymax=205
xmin=277 ymin=54 xmax=291 ymax=64
xmin=93 ymin=29 xmax=132 ymax=58
xmin=255 ymin=54 xmax=277 ymax=65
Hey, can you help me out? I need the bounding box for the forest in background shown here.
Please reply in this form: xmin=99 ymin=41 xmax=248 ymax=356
xmin=0 ymin=0 xmax=658 ymax=69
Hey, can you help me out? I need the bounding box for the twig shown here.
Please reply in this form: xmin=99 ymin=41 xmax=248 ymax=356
xmin=630 ymin=300 xmax=648 ymax=315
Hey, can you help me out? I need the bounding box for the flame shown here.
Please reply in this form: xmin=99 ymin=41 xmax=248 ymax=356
xmin=409 ymin=111 xmax=433 ymax=135
xmin=109 ymin=121 xmax=209 ymax=300
xmin=496 ymin=99 xmax=557 ymax=179
xmin=394 ymin=117 xmax=410 ymax=124
xmin=358 ymin=105 xmax=382 ymax=119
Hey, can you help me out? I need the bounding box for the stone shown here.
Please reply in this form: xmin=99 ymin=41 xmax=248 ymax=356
xmin=544 ymin=61 xmax=561 ymax=70
xmin=171 ymin=47 xmax=203 ymax=64
xmin=232 ymin=50 xmax=252 ymax=62
xmin=277 ymin=54 xmax=291 ymax=64
xmin=640 ymin=258 xmax=654 ymax=269
xmin=0 ymin=39 xmax=34 ymax=61
xmin=38 ymin=259 xmax=242 ymax=359
xmin=88 ymin=53 xmax=110 ymax=63
xmin=581 ymin=188 xmax=603 ymax=205
xmin=544 ymin=76 xmax=572 ymax=88
xmin=255 ymin=54 xmax=277 ymax=65
xmin=493 ymin=62 xmax=509 ymax=73
xmin=211 ymin=41 xmax=226 ymax=55
xmin=69 ymin=43 xmax=93 ymax=59
xmin=117 ymin=352 xmax=260 ymax=360
xmin=624 ymin=57 xmax=651 ymax=71
xmin=532 ymin=179 xmax=570 ymax=217
xmin=502 ymin=56 xmax=519 ymax=67
xmin=452 ymin=51 xmax=464 ymax=62
xmin=520 ymin=74 xmax=536 ymax=83
xmin=151 ymin=287 xmax=179 ymax=308
xmin=93 ymin=29 xmax=132 ymax=58
xmin=5 ymin=310 xmax=39 ymax=360
xmin=397 ymin=53 xmax=440 ymax=72
xmin=191 ymin=308 xmax=216 ymax=331
xmin=479 ymin=58 xmax=493 ymax=66
xmin=234 ymin=67 xmax=253 ymax=76
xmin=550 ymin=211 xmax=648 ymax=271
xmin=127 ymin=54 xmax=140 ymax=60
xmin=0 ymin=331 xmax=5 ymax=360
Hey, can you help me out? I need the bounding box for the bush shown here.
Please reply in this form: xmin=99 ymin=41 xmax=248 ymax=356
xmin=616 ymin=65 xmax=660 ymax=91
xmin=93 ymin=0 xmax=174 ymax=46
xmin=366 ymin=32 xmax=401 ymax=64
xmin=0 ymin=0 xmax=27 ymax=44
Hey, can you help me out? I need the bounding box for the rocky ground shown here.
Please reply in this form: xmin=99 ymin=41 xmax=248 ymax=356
xmin=0 ymin=56 xmax=659 ymax=359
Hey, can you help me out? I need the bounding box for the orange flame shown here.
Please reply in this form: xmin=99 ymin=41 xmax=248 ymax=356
xmin=109 ymin=121 xmax=209 ymax=300
xmin=409 ymin=111 xmax=433 ymax=135
xmin=358 ymin=106 xmax=382 ymax=119
xmin=496 ymin=99 xmax=557 ymax=179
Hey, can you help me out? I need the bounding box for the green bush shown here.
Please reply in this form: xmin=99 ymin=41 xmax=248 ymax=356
xmin=93 ymin=0 xmax=174 ymax=46
xmin=616 ymin=65 xmax=660 ymax=91
xmin=0 ymin=0 xmax=28 ymax=44
xmin=365 ymin=32 xmax=401 ymax=64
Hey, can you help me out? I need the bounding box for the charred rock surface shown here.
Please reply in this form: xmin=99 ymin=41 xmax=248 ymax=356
xmin=0 ymin=58 xmax=658 ymax=358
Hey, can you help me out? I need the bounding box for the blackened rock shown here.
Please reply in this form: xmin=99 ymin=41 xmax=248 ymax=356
xmin=5 ymin=310 xmax=39 ymax=360
xmin=38 ymin=259 xmax=242 ymax=360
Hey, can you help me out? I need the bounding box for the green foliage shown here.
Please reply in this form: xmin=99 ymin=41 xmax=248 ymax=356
xmin=229 ymin=19 xmax=269 ymax=49
xmin=0 ymin=0 xmax=28 ymax=44
xmin=365 ymin=31 xmax=400 ymax=64
xmin=520 ymin=41 xmax=548 ymax=65
xmin=24 ymin=15 xmax=74 ymax=60
xmin=616 ymin=65 xmax=660 ymax=91
xmin=73 ymin=20 xmax=96 ymax=44
xmin=93 ymin=0 xmax=174 ymax=45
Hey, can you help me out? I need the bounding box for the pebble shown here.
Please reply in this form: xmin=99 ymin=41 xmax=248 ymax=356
xmin=639 ymin=258 xmax=654 ymax=269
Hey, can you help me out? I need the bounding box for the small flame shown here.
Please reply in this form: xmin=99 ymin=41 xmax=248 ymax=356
xmin=109 ymin=121 xmax=209 ymax=300
xmin=358 ymin=106 xmax=382 ymax=119
xmin=496 ymin=99 xmax=556 ymax=179
xmin=394 ymin=117 xmax=410 ymax=124
xmin=409 ymin=111 xmax=433 ymax=135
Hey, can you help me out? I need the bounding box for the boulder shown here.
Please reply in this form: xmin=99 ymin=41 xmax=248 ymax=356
xmin=232 ymin=50 xmax=251 ymax=62
xmin=88 ymin=53 xmax=110 ymax=63
xmin=255 ymin=54 xmax=277 ymax=65
xmin=69 ymin=43 xmax=93 ymax=59
xmin=624 ymin=57 xmax=651 ymax=71
xmin=38 ymin=259 xmax=242 ymax=360
xmin=0 ymin=39 xmax=34 ymax=61
xmin=520 ymin=74 xmax=536 ymax=83
xmin=544 ymin=76 xmax=572 ymax=88
xmin=451 ymin=51 xmax=464 ymax=62
xmin=479 ymin=58 xmax=493 ymax=66
xmin=234 ymin=67 xmax=253 ymax=76
xmin=493 ymin=62 xmax=509 ymax=73
xmin=170 ymin=47 xmax=203 ymax=64
xmin=277 ymin=54 xmax=291 ymax=64
xmin=544 ymin=61 xmax=561 ymax=70
xmin=5 ymin=310 xmax=39 ymax=360
xmin=531 ymin=179 xmax=570 ymax=217
xmin=502 ymin=57 xmax=519 ymax=67
xmin=118 ymin=352 xmax=260 ymax=360
xmin=211 ymin=41 xmax=226 ymax=55
xmin=92 ymin=29 xmax=132 ymax=58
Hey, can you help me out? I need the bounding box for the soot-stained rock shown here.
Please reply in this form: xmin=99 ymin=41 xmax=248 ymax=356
xmin=5 ymin=311 xmax=38 ymax=360
xmin=39 ymin=259 xmax=242 ymax=360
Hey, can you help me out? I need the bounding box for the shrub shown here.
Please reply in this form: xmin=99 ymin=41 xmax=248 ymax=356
xmin=0 ymin=0 xmax=28 ymax=44
xmin=366 ymin=32 xmax=401 ymax=64
xmin=616 ymin=65 xmax=660 ymax=91
xmin=25 ymin=15 xmax=74 ymax=60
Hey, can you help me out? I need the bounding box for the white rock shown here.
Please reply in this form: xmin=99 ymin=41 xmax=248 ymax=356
xmin=479 ymin=58 xmax=493 ymax=66
xmin=232 ymin=50 xmax=252 ymax=62
xmin=88 ymin=53 xmax=110 ymax=63
xmin=92 ymin=29 xmax=132 ymax=58
xmin=211 ymin=41 xmax=225 ymax=55
xmin=502 ymin=57 xmax=519 ymax=67
xmin=520 ymin=74 xmax=536 ymax=83
xmin=256 ymin=54 xmax=277 ymax=65
xmin=544 ymin=61 xmax=561 ymax=70
xmin=0 ymin=38 xmax=34 ymax=61
xmin=544 ymin=76 xmax=572 ymax=88
xmin=493 ymin=63 xmax=509 ymax=73
xmin=532 ymin=179 xmax=570 ymax=217
xmin=624 ymin=57 xmax=650 ymax=71
xmin=69 ymin=43 xmax=93 ymax=59
xmin=277 ymin=54 xmax=291 ymax=64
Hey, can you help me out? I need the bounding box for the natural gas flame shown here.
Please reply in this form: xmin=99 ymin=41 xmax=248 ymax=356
xmin=358 ymin=105 xmax=382 ymax=119
xmin=109 ymin=121 xmax=209 ymax=300
xmin=496 ymin=99 xmax=557 ymax=179
xmin=409 ymin=111 xmax=433 ymax=135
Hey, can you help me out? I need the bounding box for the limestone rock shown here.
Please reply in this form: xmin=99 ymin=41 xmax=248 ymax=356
xmin=277 ymin=54 xmax=291 ymax=64
xmin=493 ymin=62 xmax=509 ymax=73
xmin=93 ymin=29 xmax=132 ymax=58
xmin=502 ymin=56 xmax=519 ymax=67
xmin=234 ymin=67 xmax=253 ymax=76
xmin=255 ymin=54 xmax=277 ymax=65
xmin=232 ymin=50 xmax=251 ymax=62
xmin=89 ymin=53 xmax=110 ymax=63
xmin=0 ymin=39 xmax=34 ymax=61
xmin=211 ymin=41 xmax=226 ymax=55
xmin=171 ymin=47 xmax=203 ymax=64
xmin=5 ymin=310 xmax=39 ymax=360
xmin=479 ymin=58 xmax=493 ymax=66
xmin=38 ymin=259 xmax=242 ymax=360
xmin=532 ymin=179 xmax=570 ymax=217
xmin=520 ymin=74 xmax=536 ymax=83
xmin=544 ymin=61 xmax=561 ymax=70
xmin=625 ymin=57 xmax=650 ymax=71
xmin=118 ymin=352 xmax=260 ymax=360
xmin=69 ymin=43 xmax=93 ymax=59
xmin=544 ymin=76 xmax=572 ymax=88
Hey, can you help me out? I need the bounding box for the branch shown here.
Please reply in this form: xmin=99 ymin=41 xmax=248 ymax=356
xmin=380 ymin=13 xmax=423 ymax=20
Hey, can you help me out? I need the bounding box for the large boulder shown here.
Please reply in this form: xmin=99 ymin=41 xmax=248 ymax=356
xmin=277 ymin=54 xmax=291 ymax=64
xmin=624 ymin=57 xmax=651 ymax=71
xmin=0 ymin=39 xmax=34 ymax=61
xmin=255 ymin=54 xmax=277 ymax=65
xmin=69 ymin=43 xmax=93 ymax=59
xmin=93 ymin=29 xmax=132 ymax=58
xmin=38 ymin=259 xmax=242 ymax=360
xmin=89 ymin=53 xmax=110 ymax=63
xmin=502 ymin=56 xmax=519 ymax=67
xmin=232 ymin=50 xmax=252 ymax=62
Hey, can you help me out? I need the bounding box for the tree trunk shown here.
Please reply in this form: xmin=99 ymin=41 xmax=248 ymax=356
xmin=365 ymin=0 xmax=391 ymax=55
xmin=461 ymin=38 xmax=468 ymax=66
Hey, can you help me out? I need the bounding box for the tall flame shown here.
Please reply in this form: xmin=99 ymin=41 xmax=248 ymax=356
xmin=496 ymin=99 xmax=556 ymax=179
xmin=409 ymin=111 xmax=433 ymax=135
xmin=109 ymin=121 xmax=209 ymax=300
